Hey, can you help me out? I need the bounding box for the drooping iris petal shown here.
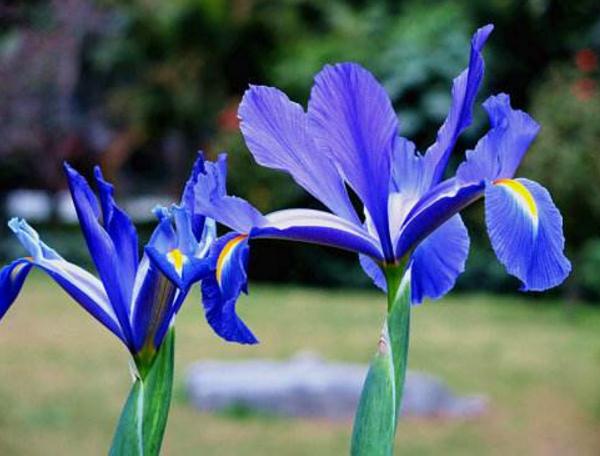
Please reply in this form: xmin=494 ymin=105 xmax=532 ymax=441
xmin=308 ymin=63 xmax=397 ymax=260
xmin=254 ymin=209 xmax=384 ymax=260
xmin=64 ymin=163 xmax=134 ymax=345
xmin=239 ymin=85 xmax=358 ymax=223
xmin=410 ymin=215 xmax=469 ymax=303
xmin=193 ymin=157 xmax=384 ymax=260
xmin=181 ymin=153 xmax=207 ymax=240
xmin=0 ymin=259 xmax=33 ymax=319
xmin=457 ymin=94 xmax=540 ymax=183
xmin=485 ymin=178 xmax=570 ymax=291
xmin=424 ymin=24 xmax=494 ymax=185
xmin=94 ymin=167 xmax=139 ymax=300
xmin=201 ymin=233 xmax=258 ymax=344
xmin=193 ymin=154 xmax=267 ymax=233
xmin=3 ymin=218 xmax=125 ymax=342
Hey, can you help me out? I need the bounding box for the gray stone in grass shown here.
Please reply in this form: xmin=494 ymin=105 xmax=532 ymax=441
xmin=186 ymin=352 xmax=487 ymax=420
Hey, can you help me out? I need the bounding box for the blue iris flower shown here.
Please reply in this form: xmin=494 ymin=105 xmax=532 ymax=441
xmin=0 ymin=157 xmax=215 ymax=365
xmin=191 ymin=24 xmax=571 ymax=345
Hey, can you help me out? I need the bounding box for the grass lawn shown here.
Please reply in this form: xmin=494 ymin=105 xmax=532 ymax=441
xmin=1 ymin=272 xmax=599 ymax=455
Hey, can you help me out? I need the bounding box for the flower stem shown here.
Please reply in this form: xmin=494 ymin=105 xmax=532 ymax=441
xmin=110 ymin=329 xmax=175 ymax=456
xmin=351 ymin=263 xmax=411 ymax=456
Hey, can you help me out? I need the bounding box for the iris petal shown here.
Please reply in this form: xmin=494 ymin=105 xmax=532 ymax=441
xmin=0 ymin=259 xmax=33 ymax=319
xmin=239 ymin=85 xmax=358 ymax=222
xmin=181 ymin=153 xmax=207 ymax=240
xmin=193 ymin=157 xmax=383 ymax=260
xmin=358 ymin=254 xmax=386 ymax=292
xmin=391 ymin=137 xmax=431 ymax=198
xmin=255 ymin=209 xmax=383 ymax=260
xmin=457 ymin=94 xmax=540 ymax=183
xmin=485 ymin=178 xmax=570 ymax=291
xmin=201 ymin=233 xmax=258 ymax=344
xmin=94 ymin=167 xmax=139 ymax=300
xmin=64 ymin=163 xmax=134 ymax=345
xmin=308 ymin=63 xmax=397 ymax=260
xmin=130 ymin=256 xmax=178 ymax=352
xmin=425 ymin=24 xmax=494 ymax=185
xmin=4 ymin=219 xmax=125 ymax=342
xmin=193 ymin=154 xmax=267 ymax=233
xmin=395 ymin=180 xmax=484 ymax=259
xmin=410 ymin=215 xmax=469 ymax=303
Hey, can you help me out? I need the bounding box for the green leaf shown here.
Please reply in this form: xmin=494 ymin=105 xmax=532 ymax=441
xmin=351 ymin=265 xmax=411 ymax=456
xmin=109 ymin=329 xmax=175 ymax=456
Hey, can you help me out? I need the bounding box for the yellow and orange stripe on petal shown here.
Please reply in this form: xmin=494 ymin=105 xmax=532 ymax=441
xmin=216 ymin=235 xmax=248 ymax=286
xmin=493 ymin=178 xmax=538 ymax=220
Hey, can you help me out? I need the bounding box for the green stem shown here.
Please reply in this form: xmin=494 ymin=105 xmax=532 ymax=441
xmin=351 ymin=263 xmax=411 ymax=456
xmin=109 ymin=329 xmax=175 ymax=456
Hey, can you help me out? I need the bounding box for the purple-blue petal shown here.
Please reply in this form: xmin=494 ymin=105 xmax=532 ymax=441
xmin=200 ymin=233 xmax=258 ymax=344
xmin=64 ymin=163 xmax=134 ymax=345
xmin=395 ymin=180 xmax=484 ymax=259
xmin=457 ymin=94 xmax=540 ymax=183
xmin=239 ymin=85 xmax=358 ymax=223
xmin=193 ymin=154 xmax=267 ymax=233
xmin=308 ymin=63 xmax=396 ymax=260
xmin=391 ymin=137 xmax=431 ymax=197
xmin=94 ymin=167 xmax=139 ymax=300
xmin=425 ymin=24 xmax=494 ymax=186
xmin=4 ymin=219 xmax=126 ymax=344
xmin=254 ymin=209 xmax=383 ymax=260
xmin=181 ymin=153 xmax=207 ymax=240
xmin=130 ymin=257 xmax=178 ymax=352
xmin=485 ymin=179 xmax=570 ymax=291
xmin=410 ymin=215 xmax=469 ymax=304
xmin=0 ymin=259 xmax=33 ymax=320
xmin=359 ymin=254 xmax=386 ymax=292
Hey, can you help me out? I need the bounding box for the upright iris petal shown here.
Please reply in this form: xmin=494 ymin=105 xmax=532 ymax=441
xmin=239 ymin=86 xmax=358 ymax=223
xmin=423 ymin=24 xmax=494 ymax=186
xmin=65 ymin=164 xmax=136 ymax=346
xmin=308 ymin=63 xmax=398 ymax=260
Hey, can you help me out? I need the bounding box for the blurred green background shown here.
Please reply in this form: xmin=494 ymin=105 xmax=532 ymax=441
xmin=1 ymin=0 xmax=600 ymax=454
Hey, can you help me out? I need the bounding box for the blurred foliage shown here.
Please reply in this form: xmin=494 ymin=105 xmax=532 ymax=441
xmin=1 ymin=0 xmax=600 ymax=298
xmin=524 ymin=64 xmax=600 ymax=250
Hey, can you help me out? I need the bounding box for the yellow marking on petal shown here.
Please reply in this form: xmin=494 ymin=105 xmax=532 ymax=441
xmin=167 ymin=248 xmax=186 ymax=276
xmin=216 ymin=235 xmax=248 ymax=286
xmin=494 ymin=178 xmax=538 ymax=218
